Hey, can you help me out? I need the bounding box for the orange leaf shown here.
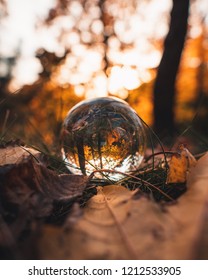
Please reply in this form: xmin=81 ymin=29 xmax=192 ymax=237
xmin=166 ymin=145 xmax=196 ymax=184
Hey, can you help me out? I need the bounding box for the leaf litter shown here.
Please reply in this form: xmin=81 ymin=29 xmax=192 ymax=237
xmin=0 ymin=142 xmax=207 ymax=259
xmin=37 ymin=153 xmax=208 ymax=259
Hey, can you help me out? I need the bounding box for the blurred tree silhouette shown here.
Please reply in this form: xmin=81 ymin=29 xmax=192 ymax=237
xmin=42 ymin=0 xmax=141 ymax=93
xmin=0 ymin=0 xmax=151 ymax=151
xmin=0 ymin=48 xmax=81 ymax=153
xmin=0 ymin=0 xmax=208 ymax=152
xmin=153 ymin=0 xmax=190 ymax=141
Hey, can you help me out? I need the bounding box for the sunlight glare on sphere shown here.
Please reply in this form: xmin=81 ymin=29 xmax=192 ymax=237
xmin=61 ymin=97 xmax=146 ymax=180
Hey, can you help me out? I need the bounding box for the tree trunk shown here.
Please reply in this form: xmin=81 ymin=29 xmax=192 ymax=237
xmin=99 ymin=0 xmax=111 ymax=73
xmin=153 ymin=0 xmax=190 ymax=141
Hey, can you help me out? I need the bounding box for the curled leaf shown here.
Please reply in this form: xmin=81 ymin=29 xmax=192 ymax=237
xmin=166 ymin=145 xmax=196 ymax=184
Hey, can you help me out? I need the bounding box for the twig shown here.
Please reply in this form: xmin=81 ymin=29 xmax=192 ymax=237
xmin=89 ymin=169 xmax=174 ymax=201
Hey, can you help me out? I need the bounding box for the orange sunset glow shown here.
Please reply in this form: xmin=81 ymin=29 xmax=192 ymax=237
xmin=0 ymin=0 xmax=208 ymax=149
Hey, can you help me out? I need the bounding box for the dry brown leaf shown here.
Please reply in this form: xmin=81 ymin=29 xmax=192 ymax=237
xmin=0 ymin=145 xmax=88 ymax=247
xmin=37 ymin=153 xmax=208 ymax=260
xmin=37 ymin=185 xmax=139 ymax=259
xmin=166 ymin=145 xmax=197 ymax=183
xmin=0 ymin=145 xmax=40 ymax=166
xmin=0 ymin=145 xmax=88 ymax=202
xmin=36 ymin=185 xmax=176 ymax=260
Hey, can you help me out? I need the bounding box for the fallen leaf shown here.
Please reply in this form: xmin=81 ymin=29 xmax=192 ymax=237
xmin=0 ymin=145 xmax=88 ymax=247
xmin=37 ymin=185 xmax=140 ymax=259
xmin=35 ymin=185 xmax=175 ymax=260
xmin=0 ymin=145 xmax=40 ymax=166
xmin=36 ymin=153 xmax=208 ymax=260
xmin=166 ymin=145 xmax=196 ymax=183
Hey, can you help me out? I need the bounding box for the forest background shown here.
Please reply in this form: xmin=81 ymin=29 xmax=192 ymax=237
xmin=0 ymin=0 xmax=208 ymax=155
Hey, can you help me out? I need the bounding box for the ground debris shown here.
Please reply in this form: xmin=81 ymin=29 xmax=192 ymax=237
xmin=0 ymin=144 xmax=88 ymax=256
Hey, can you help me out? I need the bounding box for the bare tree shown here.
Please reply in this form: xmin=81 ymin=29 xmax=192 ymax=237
xmin=153 ymin=0 xmax=190 ymax=141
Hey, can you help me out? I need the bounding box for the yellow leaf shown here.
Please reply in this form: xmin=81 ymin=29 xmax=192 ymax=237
xmin=166 ymin=145 xmax=196 ymax=184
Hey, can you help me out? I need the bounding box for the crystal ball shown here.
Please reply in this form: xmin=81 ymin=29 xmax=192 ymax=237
xmin=61 ymin=97 xmax=146 ymax=180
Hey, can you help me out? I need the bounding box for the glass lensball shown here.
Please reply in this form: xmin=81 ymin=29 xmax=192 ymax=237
xmin=61 ymin=97 xmax=146 ymax=180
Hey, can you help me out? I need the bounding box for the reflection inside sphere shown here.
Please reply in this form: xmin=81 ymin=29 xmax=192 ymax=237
xmin=61 ymin=97 xmax=146 ymax=180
